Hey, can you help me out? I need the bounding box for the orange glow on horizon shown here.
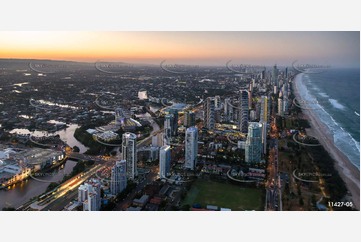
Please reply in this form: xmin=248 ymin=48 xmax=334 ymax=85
xmin=0 ymin=31 xmax=359 ymax=66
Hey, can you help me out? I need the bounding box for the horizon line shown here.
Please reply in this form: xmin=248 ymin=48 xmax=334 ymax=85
xmin=0 ymin=57 xmax=359 ymax=69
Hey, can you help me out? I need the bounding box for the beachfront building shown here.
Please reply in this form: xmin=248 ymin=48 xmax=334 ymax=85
xmin=185 ymin=127 xmax=198 ymax=170
xmin=245 ymin=122 xmax=263 ymax=163
xmin=122 ymin=132 xmax=137 ymax=179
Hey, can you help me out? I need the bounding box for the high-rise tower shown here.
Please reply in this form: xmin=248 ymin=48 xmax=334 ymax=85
xmin=185 ymin=127 xmax=198 ymax=170
xmin=121 ymin=132 xmax=137 ymax=179
xmin=239 ymin=89 xmax=249 ymax=133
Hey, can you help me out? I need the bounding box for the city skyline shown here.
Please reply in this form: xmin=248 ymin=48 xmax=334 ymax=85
xmin=0 ymin=31 xmax=359 ymax=67
xmin=1 ymin=1 xmax=361 ymax=240
xmin=0 ymin=31 xmax=359 ymax=213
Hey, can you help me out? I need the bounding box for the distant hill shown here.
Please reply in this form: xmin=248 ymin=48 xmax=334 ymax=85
xmin=0 ymin=58 xmax=93 ymax=70
xmin=0 ymin=58 xmax=156 ymax=72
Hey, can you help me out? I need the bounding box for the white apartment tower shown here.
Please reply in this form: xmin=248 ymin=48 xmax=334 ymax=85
xmin=122 ymin=132 xmax=137 ymax=179
xmin=185 ymin=127 xmax=198 ymax=170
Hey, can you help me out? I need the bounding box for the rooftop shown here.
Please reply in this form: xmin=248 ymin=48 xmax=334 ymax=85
xmin=21 ymin=148 xmax=64 ymax=165
xmin=133 ymin=194 xmax=149 ymax=205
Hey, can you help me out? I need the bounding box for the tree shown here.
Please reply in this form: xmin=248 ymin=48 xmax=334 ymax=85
xmin=299 ymin=197 xmax=304 ymax=206
xmin=46 ymin=182 xmax=59 ymax=192
xmin=2 ymin=207 xmax=16 ymax=211
xmin=181 ymin=204 xmax=190 ymax=211
xmin=284 ymin=182 xmax=290 ymax=195
xmin=170 ymin=205 xmax=179 ymax=211
xmin=100 ymin=201 xmax=116 ymax=211
xmin=297 ymin=184 xmax=302 ymax=196
xmin=73 ymin=146 xmax=80 ymax=152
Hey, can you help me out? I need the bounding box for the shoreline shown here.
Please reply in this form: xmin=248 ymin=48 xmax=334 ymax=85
xmin=292 ymin=73 xmax=360 ymax=210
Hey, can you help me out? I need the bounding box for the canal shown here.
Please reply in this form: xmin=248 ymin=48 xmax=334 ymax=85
xmin=10 ymin=123 xmax=88 ymax=153
xmin=0 ymin=159 xmax=77 ymax=209
xmin=0 ymin=124 xmax=88 ymax=209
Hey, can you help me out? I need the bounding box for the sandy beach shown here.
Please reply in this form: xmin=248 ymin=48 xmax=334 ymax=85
xmin=293 ymin=73 xmax=360 ymax=210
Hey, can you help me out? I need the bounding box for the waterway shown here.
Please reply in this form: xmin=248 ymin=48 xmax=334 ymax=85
xmin=0 ymin=159 xmax=77 ymax=209
xmin=10 ymin=123 xmax=88 ymax=153
xmin=0 ymin=124 xmax=88 ymax=209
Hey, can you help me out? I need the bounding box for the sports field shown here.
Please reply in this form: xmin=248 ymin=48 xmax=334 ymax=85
xmin=182 ymin=179 xmax=264 ymax=211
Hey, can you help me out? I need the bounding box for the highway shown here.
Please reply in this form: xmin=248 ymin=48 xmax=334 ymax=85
xmin=265 ymin=118 xmax=282 ymax=211
xmin=17 ymin=105 xmax=193 ymax=211
xmin=23 ymin=113 xmax=160 ymax=211
xmin=25 ymin=164 xmax=102 ymax=210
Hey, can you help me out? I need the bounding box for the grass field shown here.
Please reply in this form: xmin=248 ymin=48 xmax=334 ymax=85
xmin=182 ymin=179 xmax=264 ymax=211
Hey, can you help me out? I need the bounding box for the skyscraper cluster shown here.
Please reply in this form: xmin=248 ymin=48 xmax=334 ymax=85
xmin=277 ymin=82 xmax=290 ymax=117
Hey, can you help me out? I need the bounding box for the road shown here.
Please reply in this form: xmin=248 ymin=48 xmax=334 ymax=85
xmin=113 ymin=166 xmax=159 ymax=210
xmin=265 ymin=118 xmax=282 ymax=211
xmin=25 ymin=164 xmax=103 ymax=210
xmin=44 ymin=188 xmax=79 ymax=211
xmin=18 ymin=106 xmax=192 ymax=211
xmin=25 ymin=114 xmax=160 ymax=211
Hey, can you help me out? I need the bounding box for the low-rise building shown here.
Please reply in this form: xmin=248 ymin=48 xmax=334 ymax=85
xmin=1 ymin=147 xmax=64 ymax=187
xmin=133 ymin=194 xmax=149 ymax=207
xmin=93 ymin=131 xmax=119 ymax=142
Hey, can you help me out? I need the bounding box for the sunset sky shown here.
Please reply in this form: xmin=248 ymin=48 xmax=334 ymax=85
xmin=0 ymin=31 xmax=359 ymax=67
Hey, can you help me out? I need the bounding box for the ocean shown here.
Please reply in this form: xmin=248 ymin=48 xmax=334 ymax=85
xmin=296 ymin=68 xmax=360 ymax=170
